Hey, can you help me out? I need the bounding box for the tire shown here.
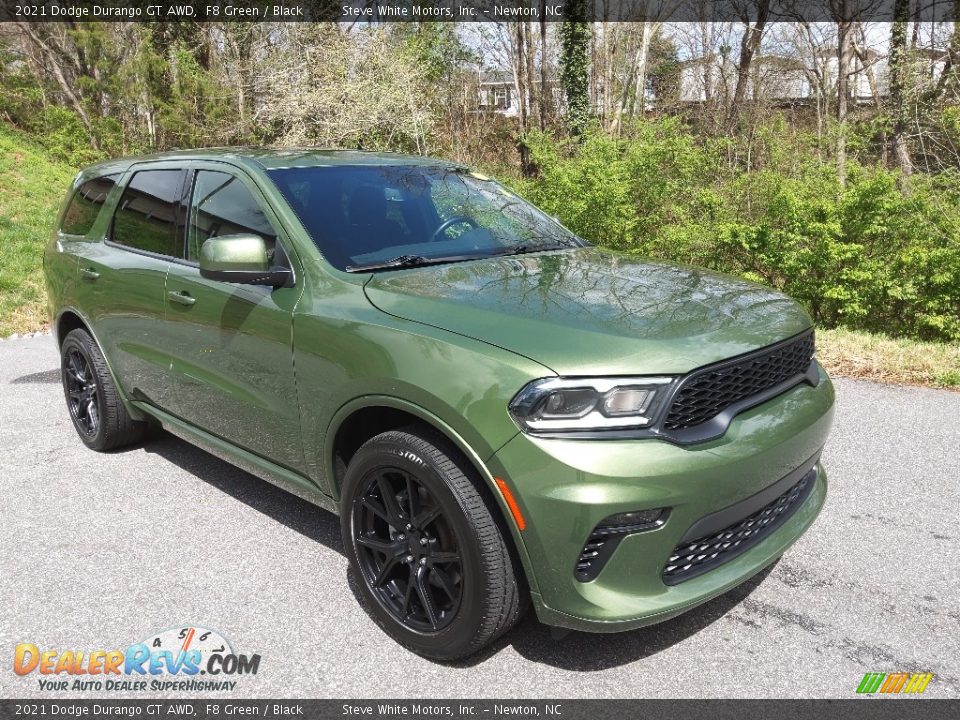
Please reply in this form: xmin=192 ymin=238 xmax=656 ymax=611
xmin=340 ymin=426 xmax=525 ymax=660
xmin=60 ymin=328 xmax=145 ymax=451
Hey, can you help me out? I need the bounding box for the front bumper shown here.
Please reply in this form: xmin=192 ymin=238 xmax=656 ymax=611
xmin=487 ymin=363 xmax=835 ymax=632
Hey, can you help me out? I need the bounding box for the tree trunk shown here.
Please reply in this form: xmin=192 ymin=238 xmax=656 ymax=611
xmin=525 ymin=22 xmax=539 ymax=133
xmin=511 ymin=23 xmax=534 ymax=176
xmin=889 ymin=0 xmax=914 ymax=177
xmin=835 ymin=14 xmax=853 ymax=187
xmin=540 ymin=5 xmax=548 ymax=129
xmin=727 ymin=0 xmax=770 ymax=130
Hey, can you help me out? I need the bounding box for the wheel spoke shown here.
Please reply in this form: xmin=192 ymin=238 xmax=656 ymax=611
xmin=372 ymin=556 xmax=400 ymax=589
xmin=356 ymin=534 xmax=405 ymax=557
xmin=86 ymin=399 xmax=98 ymax=431
xmin=430 ymin=566 xmax=459 ymax=602
xmin=360 ymin=496 xmax=392 ymax=526
xmin=376 ymin=475 xmax=406 ymax=526
xmin=400 ymin=566 xmax=416 ymax=617
xmin=405 ymin=473 xmax=420 ymax=522
xmin=413 ymin=504 xmax=441 ymax=530
xmin=414 ymin=565 xmax=440 ymax=629
xmin=66 ymin=354 xmax=85 ymax=383
xmin=430 ymin=550 xmax=461 ymax=565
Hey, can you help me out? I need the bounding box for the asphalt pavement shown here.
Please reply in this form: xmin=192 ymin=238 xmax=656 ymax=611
xmin=1 ymin=333 xmax=958 ymax=698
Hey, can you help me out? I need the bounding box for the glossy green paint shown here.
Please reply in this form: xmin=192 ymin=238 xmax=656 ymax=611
xmin=45 ymin=149 xmax=836 ymax=633
xmin=365 ymin=248 xmax=814 ymax=375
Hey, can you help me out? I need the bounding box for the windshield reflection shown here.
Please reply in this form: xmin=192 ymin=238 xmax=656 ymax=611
xmin=267 ymin=165 xmax=584 ymax=271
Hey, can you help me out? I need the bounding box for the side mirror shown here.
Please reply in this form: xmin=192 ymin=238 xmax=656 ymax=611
xmin=198 ymin=234 xmax=291 ymax=287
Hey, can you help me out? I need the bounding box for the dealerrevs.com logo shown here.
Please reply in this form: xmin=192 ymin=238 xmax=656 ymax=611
xmin=13 ymin=626 xmax=261 ymax=692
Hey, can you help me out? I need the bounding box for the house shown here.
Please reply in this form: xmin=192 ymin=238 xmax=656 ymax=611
xmin=475 ymin=69 xmax=565 ymax=117
xmin=675 ymin=50 xmax=903 ymax=106
xmin=477 ymin=70 xmax=520 ymax=116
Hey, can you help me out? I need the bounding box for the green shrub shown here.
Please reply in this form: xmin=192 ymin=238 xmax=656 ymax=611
xmin=507 ymin=120 xmax=960 ymax=343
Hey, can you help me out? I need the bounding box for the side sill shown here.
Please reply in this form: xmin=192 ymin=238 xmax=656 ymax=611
xmin=133 ymin=401 xmax=338 ymax=515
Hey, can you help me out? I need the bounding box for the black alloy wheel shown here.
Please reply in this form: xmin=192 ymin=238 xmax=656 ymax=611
xmin=64 ymin=346 xmax=100 ymax=438
xmin=352 ymin=467 xmax=463 ymax=632
xmin=340 ymin=427 xmax=526 ymax=660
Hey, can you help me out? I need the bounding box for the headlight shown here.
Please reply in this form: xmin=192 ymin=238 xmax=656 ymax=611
xmin=509 ymin=377 xmax=674 ymax=434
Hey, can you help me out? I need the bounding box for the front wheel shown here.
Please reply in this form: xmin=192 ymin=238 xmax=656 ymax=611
xmin=340 ymin=427 xmax=525 ymax=660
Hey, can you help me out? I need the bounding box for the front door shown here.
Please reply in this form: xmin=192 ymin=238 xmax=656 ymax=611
xmin=163 ymin=165 xmax=306 ymax=473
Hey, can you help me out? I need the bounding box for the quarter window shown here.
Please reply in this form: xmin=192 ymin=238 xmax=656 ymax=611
xmin=60 ymin=174 xmax=121 ymax=236
xmin=187 ymin=170 xmax=277 ymax=262
xmin=111 ymin=170 xmax=184 ymax=257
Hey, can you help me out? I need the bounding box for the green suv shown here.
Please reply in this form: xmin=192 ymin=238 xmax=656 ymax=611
xmin=44 ymin=149 xmax=834 ymax=660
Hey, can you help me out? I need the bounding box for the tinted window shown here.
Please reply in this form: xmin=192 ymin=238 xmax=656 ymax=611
xmin=187 ymin=171 xmax=277 ymax=262
xmin=267 ymin=165 xmax=580 ymax=271
xmin=60 ymin=174 xmax=120 ymax=236
xmin=111 ymin=170 xmax=183 ymax=257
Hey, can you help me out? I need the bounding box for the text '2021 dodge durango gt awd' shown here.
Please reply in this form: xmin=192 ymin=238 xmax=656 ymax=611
xmin=44 ymin=149 xmax=834 ymax=660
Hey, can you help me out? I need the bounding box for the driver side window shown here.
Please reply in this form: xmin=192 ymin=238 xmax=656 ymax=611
xmin=188 ymin=170 xmax=278 ymax=262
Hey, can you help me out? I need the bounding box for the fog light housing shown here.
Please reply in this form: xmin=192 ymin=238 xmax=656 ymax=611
xmin=575 ymin=508 xmax=669 ymax=582
xmin=598 ymin=508 xmax=665 ymax=530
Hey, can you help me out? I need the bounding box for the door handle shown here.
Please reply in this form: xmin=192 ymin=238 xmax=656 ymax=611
xmin=81 ymin=268 xmax=100 ymax=280
xmin=167 ymin=290 xmax=196 ymax=307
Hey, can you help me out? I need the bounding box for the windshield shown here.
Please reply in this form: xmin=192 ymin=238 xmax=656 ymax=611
xmin=267 ymin=165 xmax=583 ymax=271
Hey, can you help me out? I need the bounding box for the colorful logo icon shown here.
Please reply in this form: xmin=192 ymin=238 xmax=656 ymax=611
xmin=856 ymin=672 xmax=933 ymax=695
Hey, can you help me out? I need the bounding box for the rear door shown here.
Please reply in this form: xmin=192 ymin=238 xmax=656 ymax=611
xmin=163 ymin=163 xmax=306 ymax=473
xmin=73 ymin=165 xmax=186 ymax=409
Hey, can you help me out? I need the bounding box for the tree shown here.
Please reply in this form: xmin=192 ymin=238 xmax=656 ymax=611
xmin=833 ymin=3 xmax=854 ymax=186
xmin=728 ymin=0 xmax=770 ymax=129
xmin=889 ymin=0 xmax=914 ymax=176
xmin=559 ymin=0 xmax=591 ymax=137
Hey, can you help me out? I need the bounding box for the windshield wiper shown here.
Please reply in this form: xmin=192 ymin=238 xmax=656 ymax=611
xmin=491 ymin=242 xmax=576 ymax=258
xmin=345 ymin=253 xmax=489 ymax=273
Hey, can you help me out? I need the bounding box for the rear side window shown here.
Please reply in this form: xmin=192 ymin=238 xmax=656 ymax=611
xmin=187 ymin=170 xmax=278 ymax=262
xmin=111 ymin=169 xmax=184 ymax=257
xmin=60 ymin=174 xmax=120 ymax=236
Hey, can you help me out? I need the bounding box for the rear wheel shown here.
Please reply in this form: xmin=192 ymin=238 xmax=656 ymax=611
xmin=60 ymin=328 xmax=145 ymax=451
xmin=340 ymin=427 xmax=525 ymax=660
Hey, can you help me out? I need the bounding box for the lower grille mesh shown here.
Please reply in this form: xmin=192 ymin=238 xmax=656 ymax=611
xmin=662 ymin=469 xmax=816 ymax=585
xmin=575 ymin=533 xmax=610 ymax=580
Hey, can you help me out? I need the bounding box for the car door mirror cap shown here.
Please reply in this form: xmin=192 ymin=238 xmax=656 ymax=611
xmin=198 ymin=234 xmax=292 ymax=287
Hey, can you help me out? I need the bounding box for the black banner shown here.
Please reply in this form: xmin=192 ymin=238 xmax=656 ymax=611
xmin=1 ymin=0 xmax=958 ymax=24
xmin=0 ymin=700 xmax=956 ymax=720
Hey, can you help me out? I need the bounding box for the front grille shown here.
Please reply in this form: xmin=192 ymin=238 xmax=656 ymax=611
xmin=664 ymin=330 xmax=815 ymax=431
xmin=662 ymin=469 xmax=815 ymax=585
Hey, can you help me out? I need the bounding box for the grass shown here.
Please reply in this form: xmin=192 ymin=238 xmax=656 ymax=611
xmin=0 ymin=125 xmax=76 ymax=336
xmin=817 ymin=327 xmax=960 ymax=389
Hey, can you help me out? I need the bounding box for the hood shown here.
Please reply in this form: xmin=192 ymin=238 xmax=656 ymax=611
xmin=363 ymin=248 xmax=813 ymax=376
